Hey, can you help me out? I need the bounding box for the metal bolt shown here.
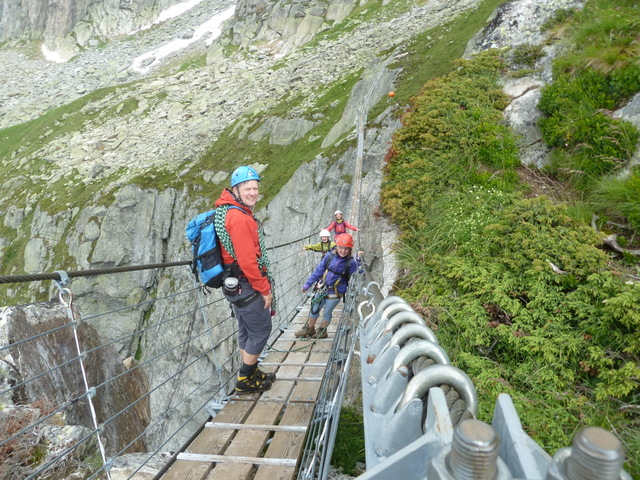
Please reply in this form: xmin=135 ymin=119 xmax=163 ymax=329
xmin=566 ymin=427 xmax=625 ymax=480
xmin=447 ymin=419 xmax=499 ymax=480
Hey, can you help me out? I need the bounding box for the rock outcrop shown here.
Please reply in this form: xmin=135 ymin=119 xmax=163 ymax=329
xmin=207 ymin=0 xmax=357 ymax=61
xmin=0 ymin=302 xmax=150 ymax=455
xmin=0 ymin=0 xmax=187 ymax=60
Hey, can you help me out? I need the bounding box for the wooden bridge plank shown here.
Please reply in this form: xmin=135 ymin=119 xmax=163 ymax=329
xmin=262 ymin=348 xmax=287 ymax=365
xmin=253 ymin=403 xmax=315 ymax=480
xmin=252 ymin=465 xmax=296 ymax=480
xmin=260 ymin=351 xmax=307 ymax=402
xmin=205 ymin=402 xmax=284 ymax=479
xmin=253 ymin=402 xmax=315 ymax=480
xmin=162 ymin=312 xmax=335 ymax=480
xmin=264 ymin=402 xmax=315 ymax=456
xmin=161 ymin=401 xmax=255 ymax=480
xmin=290 ymin=352 xmax=330 ymax=402
xmin=270 ymin=338 xmax=295 ymax=353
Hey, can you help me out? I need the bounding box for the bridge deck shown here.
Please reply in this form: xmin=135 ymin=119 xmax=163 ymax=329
xmin=160 ymin=306 xmax=337 ymax=480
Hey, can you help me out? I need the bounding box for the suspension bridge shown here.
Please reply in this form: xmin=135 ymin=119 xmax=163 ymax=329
xmin=0 ymin=249 xmax=632 ymax=480
xmin=0 ymin=70 xmax=633 ymax=480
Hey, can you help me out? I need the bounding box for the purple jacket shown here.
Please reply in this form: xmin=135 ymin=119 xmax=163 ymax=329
xmin=303 ymin=253 xmax=359 ymax=295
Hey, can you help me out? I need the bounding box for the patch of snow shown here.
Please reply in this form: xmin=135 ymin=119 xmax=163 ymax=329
xmin=130 ymin=5 xmax=235 ymax=73
xmin=136 ymin=0 xmax=208 ymax=32
xmin=42 ymin=45 xmax=68 ymax=63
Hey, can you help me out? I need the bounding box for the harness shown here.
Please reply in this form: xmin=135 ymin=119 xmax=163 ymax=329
xmin=309 ymin=253 xmax=351 ymax=314
xmin=213 ymin=205 xmax=248 ymax=278
xmin=214 ymin=204 xmax=277 ymax=309
xmin=321 ymin=252 xmax=352 ymax=295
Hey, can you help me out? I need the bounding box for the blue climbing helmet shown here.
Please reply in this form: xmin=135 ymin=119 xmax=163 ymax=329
xmin=230 ymin=166 xmax=260 ymax=187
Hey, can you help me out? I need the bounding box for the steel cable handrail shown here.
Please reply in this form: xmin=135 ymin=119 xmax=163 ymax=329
xmin=27 ymin=344 xmax=222 ymax=480
xmin=105 ymin=367 xmax=222 ymax=480
xmin=0 ymin=261 xmax=192 ymax=285
xmin=0 ymin=229 xmax=334 ymax=478
xmin=0 ymin=315 xmax=221 ymax=454
xmin=0 ymin=291 xmax=234 ymax=400
xmin=0 ymin=230 xmax=317 ymax=286
xmin=0 ymin=284 xmax=206 ymax=352
xmin=297 ymin=270 xmax=365 ymax=479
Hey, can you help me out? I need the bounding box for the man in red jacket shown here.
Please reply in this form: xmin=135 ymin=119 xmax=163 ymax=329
xmin=214 ymin=165 xmax=276 ymax=394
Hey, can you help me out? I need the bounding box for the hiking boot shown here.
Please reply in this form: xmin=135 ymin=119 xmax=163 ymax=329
xmin=314 ymin=328 xmax=328 ymax=339
xmin=235 ymin=373 xmax=272 ymax=394
xmin=255 ymin=367 xmax=276 ymax=383
xmin=295 ymin=325 xmax=316 ymax=338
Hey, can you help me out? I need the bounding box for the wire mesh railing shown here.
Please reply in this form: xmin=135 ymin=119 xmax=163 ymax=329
xmin=0 ymin=232 xmax=322 ymax=480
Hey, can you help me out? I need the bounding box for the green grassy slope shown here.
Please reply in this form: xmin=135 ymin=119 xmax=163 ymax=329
xmin=380 ymin=1 xmax=640 ymax=476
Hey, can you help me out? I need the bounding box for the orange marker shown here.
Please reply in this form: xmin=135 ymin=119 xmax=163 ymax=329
xmin=388 ymin=91 xmax=395 ymax=97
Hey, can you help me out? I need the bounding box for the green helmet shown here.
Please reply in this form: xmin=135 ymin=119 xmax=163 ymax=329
xmin=231 ymin=166 xmax=260 ymax=187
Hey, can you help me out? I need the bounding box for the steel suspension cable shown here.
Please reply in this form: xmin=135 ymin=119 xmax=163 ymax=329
xmin=0 ymin=215 xmax=331 ymax=478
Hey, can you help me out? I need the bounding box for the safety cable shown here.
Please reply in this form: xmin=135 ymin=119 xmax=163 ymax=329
xmin=0 ymin=225 xmax=340 ymax=479
xmin=0 ymin=291 xmax=235 ymax=401
xmin=0 ymin=261 xmax=191 ymax=285
xmin=1 ymin=302 xmax=232 ymax=464
xmin=0 ymin=284 xmax=208 ymax=354
xmin=0 ymin=230 xmax=317 ymax=286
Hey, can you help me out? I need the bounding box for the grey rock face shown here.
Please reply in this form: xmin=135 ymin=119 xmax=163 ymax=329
xmin=465 ymin=0 xmax=587 ymax=170
xmin=615 ymin=92 xmax=640 ymax=174
xmin=0 ymin=0 xmax=187 ymax=60
xmin=221 ymin=0 xmax=355 ymax=56
xmin=247 ymin=116 xmax=318 ymax=145
xmin=0 ymin=302 xmax=151 ymax=455
xmin=502 ymin=77 xmax=549 ymax=168
xmin=464 ymin=0 xmax=584 ymax=55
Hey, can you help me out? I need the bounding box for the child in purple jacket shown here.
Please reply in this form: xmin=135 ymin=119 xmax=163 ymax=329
xmin=295 ymin=233 xmax=362 ymax=339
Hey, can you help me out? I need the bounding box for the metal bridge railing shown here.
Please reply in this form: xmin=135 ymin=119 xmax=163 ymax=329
xmin=0 ymin=233 xmax=319 ymax=480
xmin=355 ymin=278 xmax=633 ymax=480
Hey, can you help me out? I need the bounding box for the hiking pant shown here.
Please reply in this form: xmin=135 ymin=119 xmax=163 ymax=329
xmin=310 ymin=296 xmax=341 ymax=324
xmin=226 ymin=280 xmax=271 ymax=356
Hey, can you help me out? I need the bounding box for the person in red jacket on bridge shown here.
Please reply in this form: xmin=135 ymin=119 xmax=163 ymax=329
xmin=325 ymin=210 xmax=358 ymax=241
xmin=215 ymin=165 xmax=276 ymax=394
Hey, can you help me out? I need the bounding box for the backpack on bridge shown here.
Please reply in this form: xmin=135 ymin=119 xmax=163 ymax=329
xmin=186 ymin=206 xmax=242 ymax=288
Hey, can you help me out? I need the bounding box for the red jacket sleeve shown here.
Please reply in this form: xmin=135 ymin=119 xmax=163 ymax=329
xmin=224 ymin=209 xmax=271 ymax=295
xmin=344 ymin=220 xmax=358 ymax=231
xmin=325 ymin=221 xmax=336 ymax=232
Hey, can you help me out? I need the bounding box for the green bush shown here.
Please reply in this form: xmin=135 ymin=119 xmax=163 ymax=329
xmin=381 ymin=23 xmax=640 ymax=475
xmin=382 ymin=51 xmax=520 ymax=235
xmin=510 ymin=44 xmax=544 ymax=68
xmin=538 ymin=70 xmax=639 ymax=175
xmin=536 ymin=0 xmax=640 ymax=231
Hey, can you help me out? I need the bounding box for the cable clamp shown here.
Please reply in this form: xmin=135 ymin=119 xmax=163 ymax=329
xmin=53 ymin=270 xmax=70 ymax=290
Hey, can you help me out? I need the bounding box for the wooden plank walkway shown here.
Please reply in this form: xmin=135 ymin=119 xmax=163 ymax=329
xmin=160 ymin=305 xmax=338 ymax=480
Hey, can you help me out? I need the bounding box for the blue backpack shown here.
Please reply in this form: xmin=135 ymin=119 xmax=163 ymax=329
xmin=185 ymin=206 xmax=242 ymax=288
